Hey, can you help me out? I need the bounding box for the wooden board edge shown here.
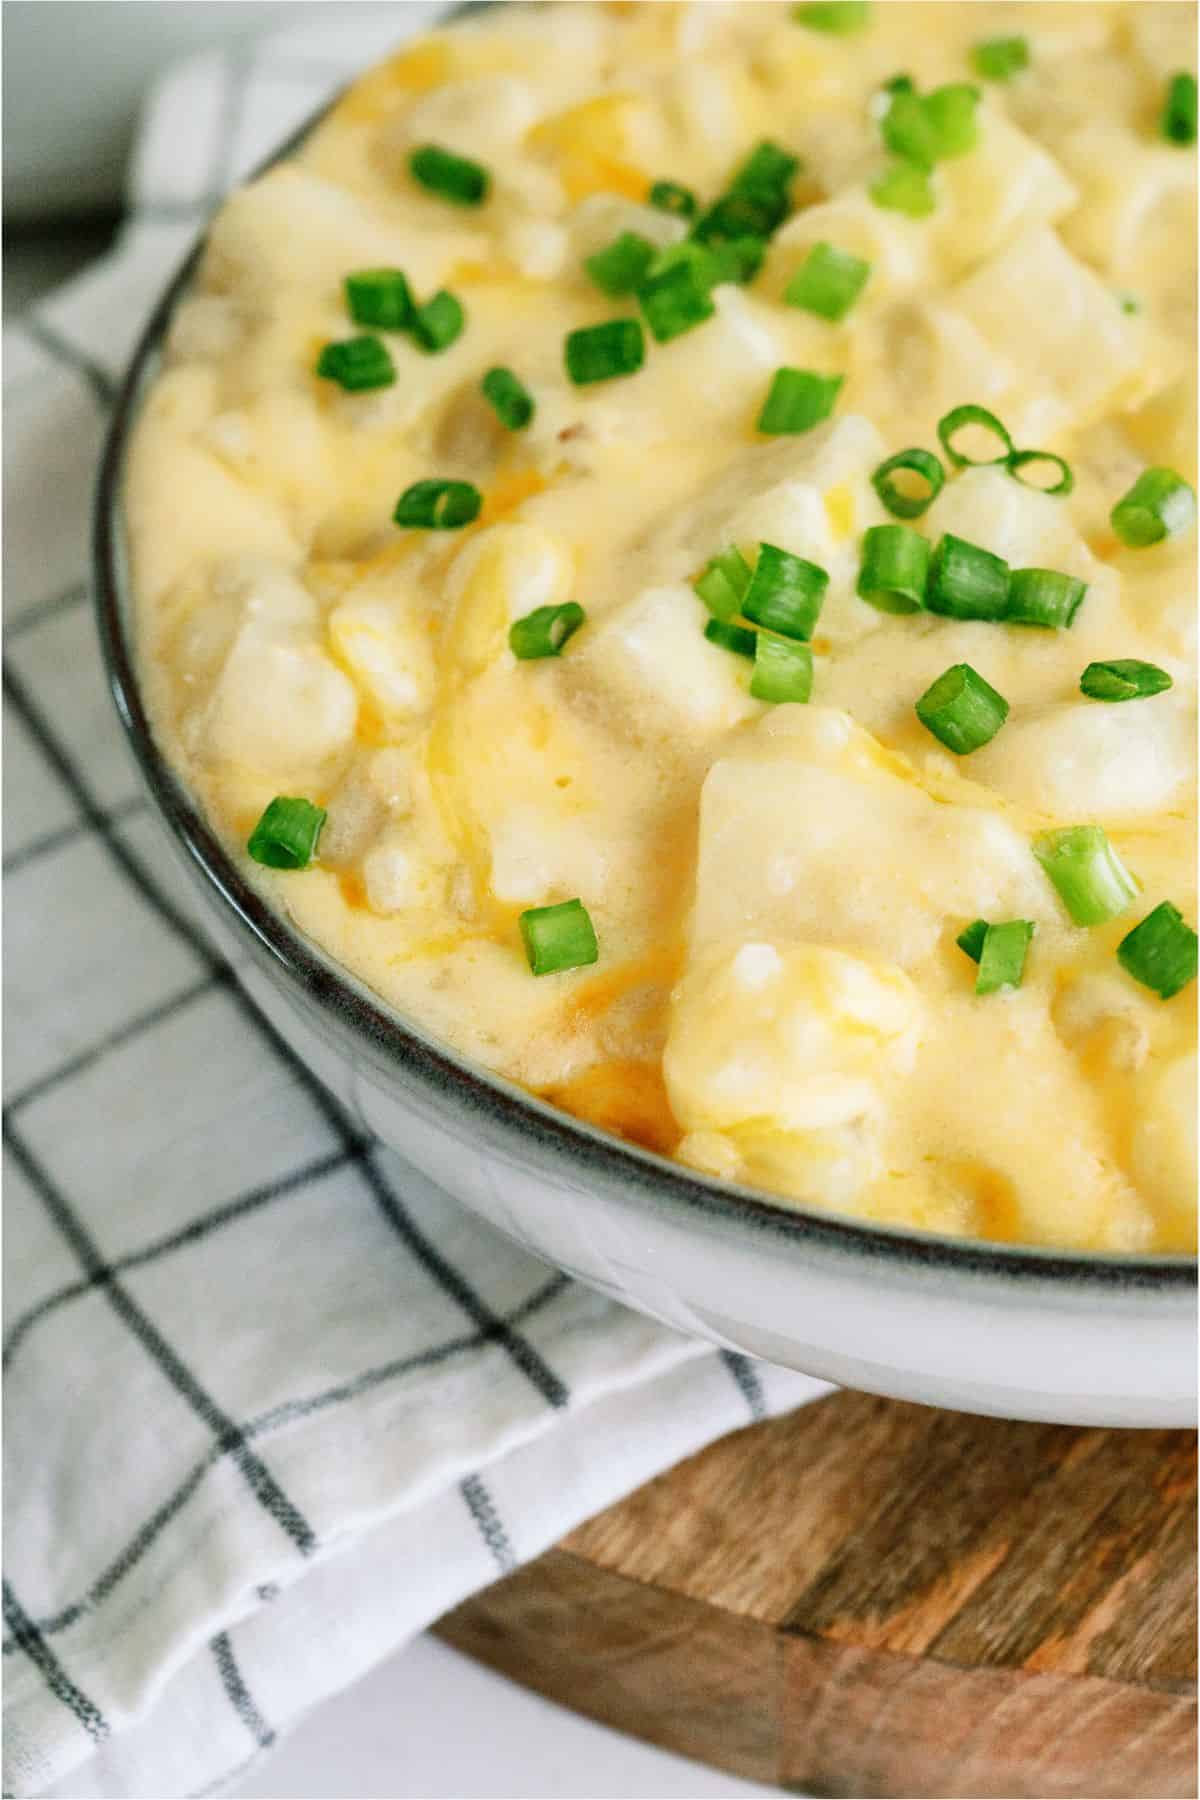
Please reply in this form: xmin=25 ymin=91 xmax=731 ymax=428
xmin=436 ymin=1548 xmax=1198 ymax=1800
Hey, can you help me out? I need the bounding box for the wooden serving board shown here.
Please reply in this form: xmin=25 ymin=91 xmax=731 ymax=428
xmin=437 ymin=1392 xmax=1196 ymax=1799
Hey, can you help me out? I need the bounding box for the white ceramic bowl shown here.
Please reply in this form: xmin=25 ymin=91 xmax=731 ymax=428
xmin=94 ymin=110 xmax=1197 ymax=1433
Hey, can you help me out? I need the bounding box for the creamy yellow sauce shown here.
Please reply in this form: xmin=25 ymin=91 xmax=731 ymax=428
xmin=129 ymin=1 xmax=1197 ymax=1252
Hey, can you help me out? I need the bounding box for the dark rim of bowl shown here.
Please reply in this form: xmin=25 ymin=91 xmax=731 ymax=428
xmin=91 ymin=65 xmax=1194 ymax=1299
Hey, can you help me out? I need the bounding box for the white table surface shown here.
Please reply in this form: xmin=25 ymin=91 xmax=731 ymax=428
xmin=236 ymin=1633 xmax=775 ymax=1800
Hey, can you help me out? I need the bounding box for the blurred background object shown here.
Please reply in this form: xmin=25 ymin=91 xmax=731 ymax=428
xmin=4 ymin=2 xmax=313 ymax=221
xmin=3 ymin=1 xmax=314 ymax=310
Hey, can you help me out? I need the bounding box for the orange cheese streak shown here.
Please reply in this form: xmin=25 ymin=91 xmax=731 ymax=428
xmin=327 ymin=40 xmax=454 ymax=125
xmin=542 ymin=1060 xmax=680 ymax=1156
xmin=339 ymin=871 xmax=370 ymax=911
xmin=563 ymin=946 xmax=684 ymax=1030
xmin=481 ymin=467 xmax=548 ymax=524
xmin=559 ymin=153 xmax=648 ymax=204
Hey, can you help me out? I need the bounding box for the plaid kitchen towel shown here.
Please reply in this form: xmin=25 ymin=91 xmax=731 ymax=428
xmin=2 ymin=8 xmax=828 ymax=1796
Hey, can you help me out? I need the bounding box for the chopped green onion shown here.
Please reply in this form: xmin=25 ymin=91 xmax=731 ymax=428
xmin=1110 ymin=467 xmax=1197 ymax=546
xmin=741 ymin=542 xmax=828 ymax=640
xmin=972 ymin=36 xmax=1029 ymax=81
xmin=394 ymin=479 xmax=482 ymax=530
xmin=649 ymin=179 xmax=698 ymax=220
xmin=937 ymin=403 xmax=1013 ymax=467
xmin=1118 ymin=902 xmax=1197 ymax=999
xmin=564 ymin=319 xmax=645 ymax=385
xmin=975 ymin=920 xmax=1035 ymax=995
xmin=637 ymin=259 xmax=716 ymax=343
xmin=1007 ymin=448 xmax=1074 ymax=495
xmin=704 ymin=617 xmax=758 ymax=658
xmin=694 ymin=546 xmax=753 ymax=619
xmin=1079 ymin=658 xmax=1173 ymax=702
xmin=412 ymin=290 xmax=465 ymax=353
xmin=646 ymin=239 xmax=718 ymax=283
xmin=315 ymin=335 xmax=395 ymax=392
xmin=792 ymin=1 xmax=871 ymax=32
xmin=1033 ymin=826 xmax=1137 ymax=927
xmin=758 ymin=367 xmax=844 ymax=435
xmin=729 ymin=140 xmax=801 ymax=198
xmin=509 ymin=601 xmax=585 ymax=659
xmin=750 ymin=634 xmax=814 ymax=704
xmin=693 ymin=190 xmax=787 ymax=244
xmin=881 ymin=89 xmax=941 ymax=169
xmin=585 ymin=231 xmax=657 ymax=296
xmin=785 ymin=242 xmax=871 ymax=321
xmin=869 ymin=160 xmax=936 ymax=216
xmin=871 ymin=447 xmax=944 ymax=519
xmin=1006 ymin=567 xmax=1087 ymax=629
xmin=915 ymin=662 xmax=1009 ymax=754
xmin=410 ymin=143 xmax=489 ymax=206
xmin=651 ymin=235 xmax=764 ymax=291
xmin=868 ymin=74 xmax=914 ymax=120
xmin=519 ymin=899 xmax=599 ymax=976
xmin=1118 ymin=291 xmax=1140 ymax=315
xmin=691 ymin=141 xmax=800 ymax=249
xmin=247 ymin=797 xmax=326 ymax=871
xmin=344 ymin=268 xmax=414 ymax=331
xmin=956 ymin=918 xmax=989 ymax=963
xmin=927 ymin=533 xmax=1010 ymax=620
xmin=924 ymin=83 xmax=981 ymax=158
xmin=881 ymin=82 xmax=979 ymax=166
xmin=481 ymin=366 xmax=535 ymax=431
xmin=1162 ymin=72 xmax=1198 ymax=146
xmin=711 ymin=236 xmax=767 ymax=285
xmin=857 ymin=523 xmax=930 ymax=614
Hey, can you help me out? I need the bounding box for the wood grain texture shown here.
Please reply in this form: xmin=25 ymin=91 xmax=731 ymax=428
xmin=437 ymin=1391 xmax=1197 ymax=1799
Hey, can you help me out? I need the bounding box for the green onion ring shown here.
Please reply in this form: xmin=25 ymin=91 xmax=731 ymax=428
xmin=871 ymin=447 xmax=945 ymax=519
xmin=937 ymin=403 xmax=1014 ymax=468
xmin=1007 ymin=448 xmax=1074 ymax=496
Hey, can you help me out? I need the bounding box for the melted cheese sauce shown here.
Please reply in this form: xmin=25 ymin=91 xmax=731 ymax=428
xmin=129 ymin=1 xmax=1197 ymax=1251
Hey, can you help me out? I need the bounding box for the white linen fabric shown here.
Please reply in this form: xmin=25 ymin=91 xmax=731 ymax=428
xmin=2 ymin=9 xmax=827 ymax=1795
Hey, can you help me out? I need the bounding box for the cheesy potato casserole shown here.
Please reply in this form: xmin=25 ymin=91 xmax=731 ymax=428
xmin=129 ymin=0 xmax=1198 ymax=1252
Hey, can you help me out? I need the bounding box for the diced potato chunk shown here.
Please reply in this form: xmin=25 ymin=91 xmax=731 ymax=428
xmin=692 ymin=707 xmax=1050 ymax=967
xmin=594 ymin=285 xmax=795 ymax=446
xmin=362 ymin=827 xmax=442 ymax=915
xmin=933 ymin=110 xmax=1078 ymax=274
xmin=924 ymin=466 xmax=1114 ymax=595
xmin=486 ymin=802 xmax=611 ymax=905
xmin=953 ymin=227 xmax=1151 ymax=425
xmin=568 ymin=583 xmax=759 ymax=743
xmin=1057 ymin=125 xmax=1195 ymax=283
xmin=665 ymin=939 xmax=921 ymax=1213
xmin=632 ymin=415 xmax=889 ymax=645
xmin=205 ymin=165 xmax=484 ymax=306
xmin=443 ymin=522 xmax=576 ymax=682
xmin=567 ymin=193 xmax=687 ymax=260
xmin=203 ymin=631 xmax=358 ymax=777
xmin=769 ymin=187 xmax=931 ymax=302
xmin=189 ymin=560 xmax=356 ymax=775
xmin=665 ymin=939 xmax=921 ymax=1135
xmin=970 ymin=696 xmax=1193 ymax=821
xmin=328 ymin=592 xmax=435 ymax=724
xmin=399 ymin=75 xmax=545 ymax=157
